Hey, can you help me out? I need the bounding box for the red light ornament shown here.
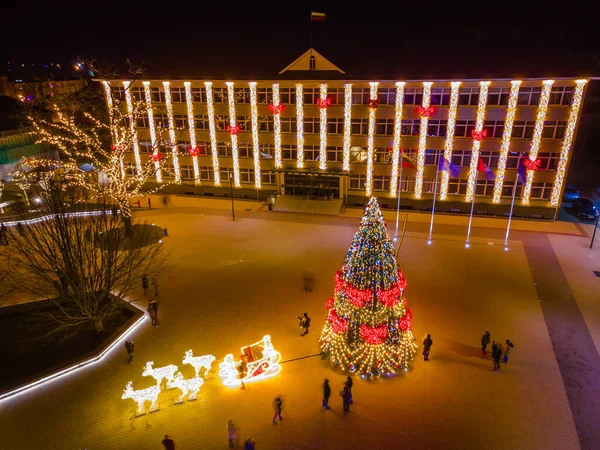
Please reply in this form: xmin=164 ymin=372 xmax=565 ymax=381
xmin=227 ymin=125 xmax=241 ymax=135
xmin=416 ymin=106 xmax=437 ymax=117
xmin=151 ymin=153 xmax=163 ymax=162
xmin=360 ymin=324 xmax=388 ymax=345
xmin=187 ymin=145 xmax=203 ymax=157
xmin=368 ymin=99 xmax=379 ymax=109
xmin=326 ymin=297 xmax=335 ymax=310
xmin=523 ymin=157 xmax=541 ymax=171
xmin=328 ymin=309 xmax=348 ymax=334
xmin=471 ymin=129 xmax=488 ymax=141
xmin=317 ymin=97 xmax=332 ymax=109
xmin=268 ymin=104 xmax=285 ymax=115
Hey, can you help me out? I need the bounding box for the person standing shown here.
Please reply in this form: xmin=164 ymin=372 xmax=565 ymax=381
xmin=345 ymin=376 xmax=353 ymax=404
xmin=226 ymin=419 xmax=238 ymax=448
xmin=491 ymin=340 xmax=498 ymax=357
xmin=492 ymin=345 xmax=502 ymax=371
xmin=137 ymin=198 xmax=141 ymax=209
xmin=124 ymin=340 xmax=134 ymax=363
xmin=322 ymin=378 xmax=331 ymax=410
xmin=297 ymin=312 xmax=311 ymax=336
xmin=147 ymin=197 xmax=152 ymax=209
xmin=149 ymin=299 xmax=159 ymax=326
xmin=243 ymin=438 xmax=256 ymax=450
xmin=142 ymin=275 xmax=149 ymax=296
xmin=272 ymin=397 xmax=283 ymax=424
xmin=147 ymin=302 xmax=157 ymax=326
xmin=503 ymin=339 xmax=515 ymax=364
xmin=341 ymin=384 xmax=351 ymax=412
xmin=422 ymin=334 xmax=433 ymax=361
xmin=481 ymin=331 xmax=491 ymax=355
xmin=161 ymin=434 xmax=175 ymax=450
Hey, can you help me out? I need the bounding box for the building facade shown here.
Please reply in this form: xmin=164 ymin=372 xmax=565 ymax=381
xmin=99 ymin=49 xmax=589 ymax=219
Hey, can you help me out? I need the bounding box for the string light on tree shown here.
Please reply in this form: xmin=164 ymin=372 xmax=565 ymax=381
xmin=439 ymin=81 xmax=461 ymax=201
xmin=184 ymin=81 xmax=198 ymax=184
xmin=465 ymin=81 xmax=491 ymax=202
xmin=389 ymin=82 xmax=405 ymax=198
xmin=163 ymin=82 xmax=180 ymax=184
xmin=272 ymin=83 xmax=283 ymax=169
xmin=550 ymin=79 xmax=588 ymax=206
xmin=319 ymin=83 xmax=328 ymax=170
xmin=143 ymin=82 xmax=162 ymax=183
xmin=249 ymin=82 xmax=262 ymax=188
xmin=414 ymin=82 xmax=433 ymax=199
xmin=205 ymin=82 xmax=221 ymax=186
xmin=493 ymin=80 xmax=521 ymax=203
xmin=366 ymin=82 xmax=379 ymax=196
xmin=226 ymin=82 xmax=241 ymax=187
xmin=122 ymin=81 xmax=142 ymax=174
xmin=296 ymin=83 xmax=304 ymax=169
xmin=342 ymin=84 xmax=353 ymax=171
xmin=101 ymin=81 xmax=124 ymax=178
xmin=521 ymin=80 xmax=554 ymax=205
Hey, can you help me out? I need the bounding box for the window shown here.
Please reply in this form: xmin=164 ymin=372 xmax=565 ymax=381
xmin=541 ymin=121 xmax=566 ymax=139
xmin=151 ymin=87 xmax=165 ymax=103
xmin=234 ymin=88 xmax=250 ymax=104
xmin=455 ymin=120 xmax=476 ymax=138
xmin=259 ymin=116 xmax=274 ymax=132
xmin=487 ymin=87 xmax=510 ymax=106
xmin=170 ymin=87 xmax=186 ymax=103
xmin=327 ymin=118 xmax=344 ymax=134
xmin=195 ymin=115 xmax=209 ymax=130
xmin=327 ymin=146 xmax=343 ymax=162
xmin=213 ymin=88 xmax=228 ymax=103
xmin=239 ymin=168 xmax=255 ymax=183
xmin=257 ymin=88 xmax=273 ymax=104
xmin=261 ymin=172 xmax=276 ymax=184
xmin=352 ymin=88 xmax=370 ymax=105
xmin=518 ymin=87 xmax=541 ymax=106
xmin=401 ymin=119 xmax=420 ymax=136
xmin=482 ymin=120 xmax=504 ymax=139
xmin=374 ymin=147 xmax=392 ymax=164
xmin=135 ymin=115 xmax=150 ymax=128
xmin=217 ymin=142 xmax=232 ymax=157
xmin=304 ymin=146 xmax=319 ymax=161
xmin=459 ymin=88 xmax=480 ymax=106
xmin=403 ymin=88 xmax=423 ymax=105
xmin=549 ymin=86 xmax=574 ymax=106
xmin=238 ymin=142 xmax=253 ymax=158
xmin=375 ymin=118 xmax=395 ymax=136
xmin=138 ymin=139 xmax=153 ymax=153
xmin=447 ymin=178 xmax=468 ymax=196
xmin=259 ymin=144 xmax=275 ymax=159
xmin=154 ymin=114 xmax=169 ymax=129
xmin=349 ymin=174 xmax=367 ymax=190
xmin=351 ymin=118 xmax=368 ymax=135
xmin=479 ymin=151 xmax=499 ymax=169
xmin=124 ymin=162 xmax=136 ymax=176
xmin=451 ymin=150 xmax=472 ymax=167
xmin=131 ymin=86 xmax=144 ymax=102
xmin=427 ymin=120 xmax=447 ymax=137
xmin=512 ymin=121 xmax=535 ymax=139
xmin=111 ymin=87 xmax=125 ymax=101
xmin=282 ymin=145 xmax=297 ymax=160
xmin=378 ymin=88 xmax=397 ymax=105
xmin=174 ymin=114 xmax=187 ymax=129
xmin=280 ymin=88 xmax=295 ymax=104
xmin=192 ymin=87 xmax=206 ymax=103
xmin=430 ymin=88 xmax=451 ymax=106
xmin=303 ymin=88 xmax=320 ymax=105
xmin=373 ymin=175 xmax=391 ymax=191
xmin=531 ymin=182 xmax=553 ymax=199
xmin=180 ymin=164 xmax=195 ymax=181
xmin=424 ymin=149 xmax=443 ymax=166
xmin=327 ymin=88 xmax=345 ymax=105
xmin=536 ymin=152 xmax=559 ymax=170
xmin=304 ymin=118 xmax=320 ymax=134
xmin=281 ymin=117 xmax=297 ymax=133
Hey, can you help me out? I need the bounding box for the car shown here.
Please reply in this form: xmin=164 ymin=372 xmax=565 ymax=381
xmin=572 ymin=197 xmax=599 ymax=220
xmin=563 ymin=185 xmax=580 ymax=201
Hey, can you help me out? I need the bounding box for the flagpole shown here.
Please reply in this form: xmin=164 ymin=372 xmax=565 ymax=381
xmin=394 ymin=160 xmax=403 ymax=243
xmin=309 ymin=12 xmax=313 ymax=50
xmin=465 ymin=193 xmax=476 ymax=248
xmin=504 ymin=153 xmax=522 ymax=250
xmin=428 ymin=167 xmax=439 ymax=244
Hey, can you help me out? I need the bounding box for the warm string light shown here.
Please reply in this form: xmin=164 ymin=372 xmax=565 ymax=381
xmin=142 ymin=361 xmax=179 ymax=387
xmin=143 ymin=82 xmax=162 ymax=183
xmin=296 ymin=84 xmax=304 ymax=169
xmin=182 ymin=351 xmax=216 ymax=377
xmin=342 ymin=84 xmax=353 ymax=171
xmin=226 ymin=82 xmax=241 ymax=187
xmin=365 ymin=82 xmax=379 ymax=196
xmin=465 ymin=81 xmax=491 ymax=202
xmin=205 ymin=82 xmax=221 ymax=185
xmin=550 ymin=80 xmax=588 ymax=206
xmin=122 ymin=381 xmax=160 ymax=415
xmin=122 ymin=81 xmax=142 ymax=174
xmin=163 ymin=82 xmax=180 ymax=184
xmin=319 ymin=83 xmax=328 ymax=170
xmin=167 ymin=373 xmax=204 ymax=403
xmin=439 ymin=82 xmax=461 ymax=200
xmin=272 ymin=83 xmax=282 ymax=169
xmin=493 ymin=81 xmax=521 ymax=203
xmin=389 ymin=82 xmax=406 ymax=198
xmin=414 ymin=82 xmax=433 ymax=199
xmin=522 ymin=80 xmax=554 ymax=205
xmin=102 ymin=81 xmax=124 ymax=178
xmin=219 ymin=335 xmax=281 ymax=387
xmin=184 ymin=82 xmax=197 ymax=184
xmin=248 ymin=82 xmax=261 ymax=188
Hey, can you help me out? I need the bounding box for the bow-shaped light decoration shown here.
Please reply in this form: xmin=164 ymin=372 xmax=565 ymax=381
xmin=268 ymin=103 xmax=285 ymax=115
xmin=416 ymin=106 xmax=437 ymax=117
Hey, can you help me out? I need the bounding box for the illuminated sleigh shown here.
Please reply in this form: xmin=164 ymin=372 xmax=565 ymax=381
xmin=219 ymin=335 xmax=281 ymax=387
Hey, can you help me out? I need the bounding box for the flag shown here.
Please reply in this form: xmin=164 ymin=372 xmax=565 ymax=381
xmin=477 ymin=157 xmax=496 ymax=181
xmin=311 ymin=11 xmax=326 ymax=21
xmin=517 ymin=156 xmax=526 ymax=181
xmin=401 ymin=152 xmax=417 ymax=169
xmin=438 ymin=157 xmax=460 ymax=178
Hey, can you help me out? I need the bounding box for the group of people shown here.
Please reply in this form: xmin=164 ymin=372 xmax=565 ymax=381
xmin=321 ymin=376 xmax=353 ymax=412
xmin=481 ymin=331 xmax=515 ymax=371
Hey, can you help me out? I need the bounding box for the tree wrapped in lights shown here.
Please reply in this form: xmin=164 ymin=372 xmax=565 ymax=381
xmin=320 ymin=197 xmax=417 ymax=378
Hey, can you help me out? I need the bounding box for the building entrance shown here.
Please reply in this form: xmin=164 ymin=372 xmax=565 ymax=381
xmin=284 ymin=174 xmax=340 ymax=199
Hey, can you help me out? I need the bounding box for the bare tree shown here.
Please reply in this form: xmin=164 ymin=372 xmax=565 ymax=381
xmin=6 ymin=178 xmax=169 ymax=335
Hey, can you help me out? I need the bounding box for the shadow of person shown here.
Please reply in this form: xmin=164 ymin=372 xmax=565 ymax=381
xmin=446 ymin=340 xmax=484 ymax=359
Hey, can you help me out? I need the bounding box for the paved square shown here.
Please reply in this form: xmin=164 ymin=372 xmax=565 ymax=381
xmin=0 ymin=209 xmax=581 ymax=449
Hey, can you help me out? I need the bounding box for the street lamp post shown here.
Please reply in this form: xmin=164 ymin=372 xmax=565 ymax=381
xmin=229 ymin=173 xmax=235 ymax=221
xmin=590 ymin=211 xmax=600 ymax=249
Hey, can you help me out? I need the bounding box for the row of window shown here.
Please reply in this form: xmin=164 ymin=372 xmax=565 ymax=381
xmin=113 ymin=84 xmax=576 ymax=107
xmin=135 ymin=113 xmax=567 ymax=140
xmin=348 ymin=174 xmax=553 ymax=200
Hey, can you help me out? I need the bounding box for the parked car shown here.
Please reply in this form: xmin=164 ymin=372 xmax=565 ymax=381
xmin=572 ymin=198 xmax=599 ymax=220
xmin=563 ymin=185 xmax=580 ymax=201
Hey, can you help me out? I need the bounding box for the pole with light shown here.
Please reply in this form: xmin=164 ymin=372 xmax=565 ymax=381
xmin=229 ymin=173 xmax=235 ymax=221
xmin=428 ymin=165 xmax=440 ymax=245
xmin=590 ymin=210 xmax=600 ymax=249
xmin=504 ymin=153 xmax=523 ymax=251
xmin=465 ymin=193 xmax=476 ymax=248
xmin=393 ymin=155 xmax=403 ymax=244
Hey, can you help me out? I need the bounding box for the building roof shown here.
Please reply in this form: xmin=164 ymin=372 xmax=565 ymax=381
xmin=278 ymin=49 xmax=345 ymax=74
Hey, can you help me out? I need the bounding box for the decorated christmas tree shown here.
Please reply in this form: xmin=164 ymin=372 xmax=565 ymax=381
xmin=320 ymin=197 xmax=417 ymax=378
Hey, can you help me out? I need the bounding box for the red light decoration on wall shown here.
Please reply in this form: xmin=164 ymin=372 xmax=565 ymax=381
xmin=416 ymin=106 xmax=437 ymax=117
xmin=187 ymin=146 xmax=203 ymax=157
xmin=368 ymin=99 xmax=380 ymax=109
xmin=317 ymin=97 xmax=332 ymax=109
xmin=268 ymin=104 xmax=285 ymax=115
xmin=523 ymin=157 xmax=541 ymax=171
xmin=227 ymin=125 xmax=241 ymax=135
xmin=471 ymin=129 xmax=488 ymax=141
xmin=151 ymin=153 xmax=163 ymax=162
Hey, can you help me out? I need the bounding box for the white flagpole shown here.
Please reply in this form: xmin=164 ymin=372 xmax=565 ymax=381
xmin=394 ymin=159 xmax=403 ymax=243
xmin=504 ymin=153 xmax=522 ymax=250
xmin=465 ymin=191 xmax=476 ymax=248
xmin=428 ymin=166 xmax=439 ymax=244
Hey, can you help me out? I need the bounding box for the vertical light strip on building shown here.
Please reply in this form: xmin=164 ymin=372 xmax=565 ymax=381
xmin=439 ymin=81 xmax=461 ymax=200
xmin=492 ymin=80 xmax=521 ymax=203
xmin=414 ymin=82 xmax=433 ymax=199
xmin=296 ymin=83 xmax=304 ymax=169
xmin=103 ymin=81 xmax=124 ymax=178
xmin=389 ymin=82 xmax=405 ymax=198
xmin=272 ymin=83 xmax=282 ymax=169
xmin=204 ymin=82 xmax=221 ymax=186
xmin=122 ymin=81 xmax=142 ymax=174
xmin=184 ymin=82 xmax=197 ymax=184
xmin=226 ymin=82 xmax=241 ymax=187
xmin=319 ymin=83 xmax=328 ymax=170
xmin=249 ymin=82 xmax=261 ymax=188
xmin=365 ymin=82 xmax=379 ymax=197
xmin=521 ymin=79 xmax=554 ymax=205
xmin=550 ymin=79 xmax=587 ymax=206
xmin=465 ymin=81 xmax=491 ymax=202
xmin=163 ymin=81 xmax=179 ymax=184
xmin=342 ymin=84 xmax=353 ymax=171
xmin=143 ymin=82 xmax=162 ymax=182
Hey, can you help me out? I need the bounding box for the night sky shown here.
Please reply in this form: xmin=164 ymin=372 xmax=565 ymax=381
xmin=3 ymin=1 xmax=600 ymax=79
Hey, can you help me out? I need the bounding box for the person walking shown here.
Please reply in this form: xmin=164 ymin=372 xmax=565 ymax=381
xmin=137 ymin=198 xmax=141 ymax=209
xmin=345 ymin=376 xmax=353 ymax=404
xmin=481 ymin=331 xmax=491 ymax=355
xmin=503 ymin=339 xmax=515 ymax=364
xmin=142 ymin=275 xmax=149 ymax=296
xmin=272 ymin=397 xmax=283 ymax=424
xmin=491 ymin=340 xmax=498 ymax=357
xmin=341 ymin=384 xmax=351 ymax=412
xmin=147 ymin=197 xmax=152 ymax=208
xmin=124 ymin=340 xmax=134 ymax=363
xmin=296 ymin=312 xmax=311 ymax=336
xmin=492 ymin=345 xmax=502 ymax=371
xmin=422 ymin=334 xmax=433 ymax=361
xmin=322 ymin=378 xmax=331 ymax=410
xmin=152 ymin=278 xmax=160 ymax=297
xmin=226 ymin=419 xmax=238 ymax=448
xmin=149 ymin=299 xmax=159 ymax=326
xmin=161 ymin=434 xmax=175 ymax=450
